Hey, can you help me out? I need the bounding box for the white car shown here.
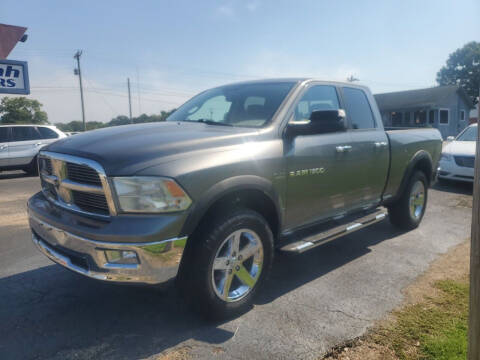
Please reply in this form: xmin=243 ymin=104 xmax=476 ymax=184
xmin=0 ymin=124 xmax=66 ymax=175
xmin=438 ymin=123 xmax=476 ymax=182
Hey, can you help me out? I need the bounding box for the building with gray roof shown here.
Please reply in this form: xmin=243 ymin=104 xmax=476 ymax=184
xmin=374 ymin=85 xmax=474 ymax=139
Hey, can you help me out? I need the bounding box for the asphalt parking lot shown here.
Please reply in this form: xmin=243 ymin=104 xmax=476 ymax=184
xmin=0 ymin=171 xmax=474 ymax=360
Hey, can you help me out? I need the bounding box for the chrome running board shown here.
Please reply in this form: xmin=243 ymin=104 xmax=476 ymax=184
xmin=279 ymin=208 xmax=387 ymax=254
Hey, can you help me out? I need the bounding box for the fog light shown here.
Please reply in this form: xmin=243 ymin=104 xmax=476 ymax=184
xmin=105 ymin=250 xmax=139 ymax=265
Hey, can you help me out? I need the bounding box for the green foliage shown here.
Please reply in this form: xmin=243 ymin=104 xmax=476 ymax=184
xmin=55 ymin=109 xmax=175 ymax=132
xmin=0 ymin=97 xmax=49 ymax=124
xmin=55 ymin=120 xmax=105 ymax=132
xmin=437 ymin=41 xmax=480 ymax=105
xmin=373 ymin=279 xmax=469 ymax=360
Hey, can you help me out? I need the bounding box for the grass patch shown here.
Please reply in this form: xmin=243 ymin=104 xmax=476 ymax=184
xmin=372 ymin=279 xmax=469 ymax=360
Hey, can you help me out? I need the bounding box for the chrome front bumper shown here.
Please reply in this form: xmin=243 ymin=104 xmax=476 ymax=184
xmin=29 ymin=213 xmax=187 ymax=284
xmin=437 ymin=161 xmax=474 ymax=183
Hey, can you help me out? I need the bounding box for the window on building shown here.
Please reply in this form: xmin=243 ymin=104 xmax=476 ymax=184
xmin=342 ymin=87 xmax=375 ymax=129
xmin=404 ymin=112 xmax=410 ymax=125
xmin=460 ymin=110 xmax=465 ymax=121
xmin=390 ymin=112 xmax=403 ymax=126
xmin=428 ymin=110 xmax=435 ymax=124
xmin=414 ymin=110 xmax=427 ymax=125
xmin=439 ymin=109 xmax=449 ymax=124
xmin=382 ymin=113 xmax=389 ymax=126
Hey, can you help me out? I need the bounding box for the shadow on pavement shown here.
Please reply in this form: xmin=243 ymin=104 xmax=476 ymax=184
xmin=0 ymin=221 xmax=401 ymax=360
xmin=259 ymin=220 xmax=403 ymax=304
xmin=432 ymin=179 xmax=473 ymax=196
xmin=0 ymin=170 xmax=36 ymax=180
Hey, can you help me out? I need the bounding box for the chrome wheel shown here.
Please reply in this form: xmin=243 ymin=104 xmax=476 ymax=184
xmin=409 ymin=180 xmax=425 ymax=220
xmin=211 ymin=229 xmax=264 ymax=302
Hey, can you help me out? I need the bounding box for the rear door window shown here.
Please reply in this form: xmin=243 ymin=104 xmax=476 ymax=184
xmin=0 ymin=127 xmax=10 ymax=142
xmin=37 ymin=127 xmax=59 ymax=139
xmin=342 ymin=87 xmax=376 ymax=129
xmin=11 ymin=126 xmax=42 ymax=141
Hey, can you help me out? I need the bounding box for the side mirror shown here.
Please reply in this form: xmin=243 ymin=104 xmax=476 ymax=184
xmin=446 ymin=136 xmax=455 ymax=141
xmin=287 ymin=109 xmax=346 ymax=137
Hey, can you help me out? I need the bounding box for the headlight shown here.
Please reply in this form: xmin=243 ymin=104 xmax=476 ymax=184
xmin=112 ymin=177 xmax=192 ymax=213
xmin=440 ymin=153 xmax=452 ymax=162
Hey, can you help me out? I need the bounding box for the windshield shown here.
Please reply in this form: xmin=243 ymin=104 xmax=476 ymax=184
xmin=456 ymin=126 xmax=477 ymax=141
xmin=167 ymin=82 xmax=295 ymax=128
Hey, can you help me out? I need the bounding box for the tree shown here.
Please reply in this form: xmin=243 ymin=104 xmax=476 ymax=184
xmin=55 ymin=121 xmax=105 ymax=132
xmin=108 ymin=115 xmax=131 ymax=126
xmin=0 ymin=97 xmax=49 ymax=124
xmin=54 ymin=109 xmax=176 ymax=132
xmin=437 ymin=41 xmax=480 ymax=105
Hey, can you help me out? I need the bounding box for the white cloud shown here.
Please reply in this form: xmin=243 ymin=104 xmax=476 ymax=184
xmin=217 ymin=4 xmax=234 ymax=17
xmin=246 ymin=2 xmax=259 ymax=12
xmin=240 ymin=49 xmax=361 ymax=82
xmin=217 ymin=1 xmax=259 ymax=18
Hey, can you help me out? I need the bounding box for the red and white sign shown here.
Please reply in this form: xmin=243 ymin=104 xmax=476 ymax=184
xmin=0 ymin=23 xmax=27 ymax=59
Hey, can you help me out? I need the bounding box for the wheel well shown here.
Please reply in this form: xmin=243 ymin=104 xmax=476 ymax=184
xmin=413 ymin=157 xmax=433 ymax=184
xmin=195 ymin=189 xmax=280 ymax=240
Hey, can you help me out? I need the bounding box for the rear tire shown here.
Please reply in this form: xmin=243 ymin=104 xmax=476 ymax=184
xmin=388 ymin=171 xmax=428 ymax=230
xmin=179 ymin=209 xmax=274 ymax=320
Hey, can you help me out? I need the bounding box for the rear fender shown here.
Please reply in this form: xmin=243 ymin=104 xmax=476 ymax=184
xmin=384 ymin=150 xmax=433 ymax=206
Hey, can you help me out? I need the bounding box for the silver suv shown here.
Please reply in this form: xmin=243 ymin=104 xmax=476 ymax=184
xmin=0 ymin=124 xmax=66 ymax=174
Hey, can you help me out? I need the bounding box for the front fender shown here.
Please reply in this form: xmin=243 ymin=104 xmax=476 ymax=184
xmin=179 ymin=175 xmax=282 ymax=237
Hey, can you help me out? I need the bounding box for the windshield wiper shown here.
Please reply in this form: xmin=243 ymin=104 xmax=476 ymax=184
xmin=182 ymin=119 xmax=233 ymax=126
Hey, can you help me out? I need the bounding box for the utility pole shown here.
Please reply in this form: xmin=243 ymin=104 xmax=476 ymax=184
xmin=347 ymin=75 xmax=359 ymax=83
xmin=73 ymin=50 xmax=86 ymax=131
xmin=127 ymin=78 xmax=133 ymax=123
xmin=468 ymin=89 xmax=480 ymax=360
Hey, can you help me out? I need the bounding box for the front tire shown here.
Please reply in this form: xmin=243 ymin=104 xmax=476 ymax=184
xmin=180 ymin=209 xmax=274 ymax=320
xmin=388 ymin=171 xmax=428 ymax=230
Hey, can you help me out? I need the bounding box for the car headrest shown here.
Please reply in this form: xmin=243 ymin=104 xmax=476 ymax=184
xmin=246 ymin=104 xmax=268 ymax=119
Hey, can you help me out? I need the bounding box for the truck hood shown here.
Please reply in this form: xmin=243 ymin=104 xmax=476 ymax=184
xmin=45 ymin=121 xmax=258 ymax=175
xmin=443 ymin=141 xmax=476 ymax=157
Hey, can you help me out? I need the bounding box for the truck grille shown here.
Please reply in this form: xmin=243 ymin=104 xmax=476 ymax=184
xmin=454 ymin=156 xmax=475 ymax=168
xmin=71 ymin=190 xmax=109 ymax=215
xmin=66 ymin=162 xmax=102 ymax=186
xmin=38 ymin=152 xmax=115 ymax=217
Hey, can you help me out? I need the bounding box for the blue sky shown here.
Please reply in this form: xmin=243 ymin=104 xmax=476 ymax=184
xmin=1 ymin=0 xmax=479 ymax=123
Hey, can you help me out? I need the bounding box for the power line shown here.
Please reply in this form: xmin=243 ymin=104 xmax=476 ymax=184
xmin=85 ymin=88 xmax=182 ymax=105
xmin=83 ymin=77 xmax=117 ymax=117
xmin=30 ymin=85 xmax=189 ymax=101
xmin=13 ymin=47 xmax=432 ymax=88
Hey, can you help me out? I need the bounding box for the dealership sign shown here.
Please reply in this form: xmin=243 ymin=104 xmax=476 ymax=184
xmin=0 ymin=59 xmax=29 ymax=95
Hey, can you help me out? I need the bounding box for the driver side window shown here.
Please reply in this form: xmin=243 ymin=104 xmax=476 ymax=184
xmin=293 ymin=85 xmax=340 ymax=122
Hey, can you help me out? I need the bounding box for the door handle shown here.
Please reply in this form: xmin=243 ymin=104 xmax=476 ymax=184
xmin=374 ymin=141 xmax=388 ymax=148
xmin=35 ymin=142 xmax=43 ymax=146
xmin=0 ymin=145 xmax=7 ymax=150
xmin=336 ymin=145 xmax=352 ymax=153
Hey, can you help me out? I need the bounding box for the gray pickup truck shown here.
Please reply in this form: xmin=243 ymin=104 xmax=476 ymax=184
xmin=28 ymin=79 xmax=442 ymax=318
